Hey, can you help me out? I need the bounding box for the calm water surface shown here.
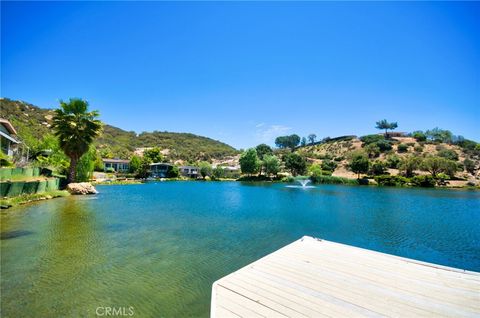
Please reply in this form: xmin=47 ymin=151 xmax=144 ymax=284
xmin=1 ymin=182 xmax=479 ymax=317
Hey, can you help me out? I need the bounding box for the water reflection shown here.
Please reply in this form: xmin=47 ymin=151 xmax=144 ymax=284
xmin=27 ymin=198 xmax=105 ymax=316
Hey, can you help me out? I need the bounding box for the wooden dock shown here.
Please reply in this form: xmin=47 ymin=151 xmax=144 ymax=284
xmin=211 ymin=236 xmax=480 ymax=317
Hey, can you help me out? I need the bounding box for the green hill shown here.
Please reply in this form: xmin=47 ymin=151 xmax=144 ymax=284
xmin=1 ymin=98 xmax=238 ymax=161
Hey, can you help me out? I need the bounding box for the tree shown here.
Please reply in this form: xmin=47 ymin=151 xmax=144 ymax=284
xmin=52 ymin=98 xmax=102 ymax=183
xmin=129 ymin=155 xmax=141 ymax=174
xmin=199 ymin=162 xmax=213 ymax=179
xmin=411 ymin=131 xmax=426 ymax=142
xmin=348 ymin=150 xmax=370 ymax=178
xmin=255 ymin=144 xmax=273 ymax=160
xmin=308 ymin=134 xmax=317 ymax=145
xmin=283 ymin=153 xmax=307 ymax=176
xmin=263 ymin=155 xmax=281 ymax=177
xmin=375 ymin=119 xmax=398 ymax=138
xmin=421 ymin=156 xmax=457 ymax=178
xmin=143 ymin=147 xmax=163 ymax=163
xmin=308 ymin=164 xmax=323 ymax=178
xmin=425 ymin=128 xmax=453 ymax=143
xmin=300 ymin=137 xmax=307 ymax=147
xmin=167 ymin=165 xmax=179 ymax=178
xmin=34 ymin=133 xmax=69 ymax=174
xmin=275 ymin=134 xmax=300 ymax=151
xmin=212 ymin=166 xmax=225 ymax=179
xmin=137 ymin=157 xmax=152 ymax=179
xmin=239 ymin=148 xmax=260 ymax=175
xmin=370 ymin=160 xmax=386 ymax=176
xmin=399 ymin=155 xmax=420 ymax=177
xmin=464 ymin=158 xmax=475 ymax=174
xmin=76 ymin=146 xmax=96 ymax=182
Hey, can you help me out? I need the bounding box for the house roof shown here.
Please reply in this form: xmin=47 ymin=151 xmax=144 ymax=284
xmin=0 ymin=130 xmax=20 ymax=144
xmin=0 ymin=118 xmax=17 ymax=135
xmin=102 ymin=158 xmax=130 ymax=163
xmin=150 ymin=162 xmax=173 ymax=166
xmin=179 ymin=166 xmax=199 ymax=169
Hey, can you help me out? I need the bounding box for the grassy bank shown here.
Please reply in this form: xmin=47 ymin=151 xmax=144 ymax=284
xmin=1 ymin=190 xmax=70 ymax=209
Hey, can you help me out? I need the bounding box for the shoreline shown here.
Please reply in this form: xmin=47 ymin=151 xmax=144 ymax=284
xmin=0 ymin=190 xmax=70 ymax=209
xmin=93 ymin=178 xmax=480 ymax=190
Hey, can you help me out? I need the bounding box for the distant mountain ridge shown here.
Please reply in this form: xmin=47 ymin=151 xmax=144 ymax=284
xmin=0 ymin=98 xmax=239 ymax=161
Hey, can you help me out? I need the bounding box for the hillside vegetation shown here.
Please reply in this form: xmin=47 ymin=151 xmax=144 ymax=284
xmin=293 ymin=133 xmax=480 ymax=186
xmin=1 ymin=98 xmax=238 ymax=162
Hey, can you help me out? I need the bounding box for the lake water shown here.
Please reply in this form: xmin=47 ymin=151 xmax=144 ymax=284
xmin=1 ymin=182 xmax=479 ymax=317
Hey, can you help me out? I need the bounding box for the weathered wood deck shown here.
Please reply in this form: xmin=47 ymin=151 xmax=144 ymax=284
xmin=211 ymin=236 xmax=480 ymax=318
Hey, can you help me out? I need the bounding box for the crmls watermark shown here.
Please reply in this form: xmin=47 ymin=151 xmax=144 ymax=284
xmin=96 ymin=306 xmax=135 ymax=316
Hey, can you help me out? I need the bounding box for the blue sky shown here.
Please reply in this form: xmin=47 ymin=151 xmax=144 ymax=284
xmin=2 ymin=2 xmax=479 ymax=149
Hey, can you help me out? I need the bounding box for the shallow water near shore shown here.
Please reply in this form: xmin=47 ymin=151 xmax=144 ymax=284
xmin=1 ymin=182 xmax=479 ymax=317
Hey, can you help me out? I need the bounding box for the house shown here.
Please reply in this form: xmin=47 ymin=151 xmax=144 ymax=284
xmin=0 ymin=118 xmax=20 ymax=156
xmin=102 ymin=158 xmax=130 ymax=173
xmin=179 ymin=166 xmax=199 ymax=178
xmin=150 ymin=162 xmax=173 ymax=178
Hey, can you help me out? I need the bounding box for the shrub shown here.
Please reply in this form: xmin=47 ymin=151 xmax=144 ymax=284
xmin=360 ymin=134 xmax=384 ymax=145
xmin=0 ymin=152 xmax=14 ymax=167
xmin=321 ymin=159 xmax=337 ymax=171
xmin=464 ymin=158 xmax=475 ymax=174
xmin=333 ymin=156 xmax=344 ymax=162
xmin=374 ymin=175 xmax=409 ymax=186
xmin=105 ymin=167 xmax=115 ymax=173
xmin=376 ymin=140 xmax=393 ymax=152
xmin=365 ymin=143 xmax=380 ymax=158
xmin=437 ymin=149 xmax=458 ymax=161
xmin=412 ymin=131 xmax=426 ymax=141
xmin=414 ymin=145 xmax=423 ymax=153
xmin=397 ymin=144 xmax=409 ymax=153
xmin=436 ymin=173 xmax=450 ymax=186
xmin=370 ymin=161 xmax=387 ymax=176
xmin=411 ymin=175 xmax=436 ymax=187
xmin=386 ymin=154 xmax=400 ymax=169
xmin=281 ymin=176 xmax=295 ymax=183
xmin=310 ymin=175 xmax=358 ymax=185
xmin=358 ymin=177 xmax=370 ymax=185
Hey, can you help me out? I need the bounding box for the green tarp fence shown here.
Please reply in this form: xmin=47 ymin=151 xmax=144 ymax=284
xmin=1 ymin=178 xmax=61 ymax=197
xmin=0 ymin=167 xmax=41 ymax=179
xmin=0 ymin=182 xmax=10 ymax=197
xmin=36 ymin=181 xmax=47 ymax=193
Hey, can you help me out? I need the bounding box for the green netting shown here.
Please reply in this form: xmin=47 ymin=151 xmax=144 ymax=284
xmin=46 ymin=178 xmax=59 ymax=191
xmin=36 ymin=181 xmax=47 ymax=193
xmin=0 ymin=169 xmax=12 ymax=180
xmin=22 ymin=168 xmax=34 ymax=177
xmin=23 ymin=181 xmax=38 ymax=194
xmin=12 ymin=168 xmax=23 ymax=176
xmin=0 ymin=182 xmax=11 ymax=197
xmin=33 ymin=168 xmax=40 ymax=177
xmin=7 ymin=182 xmax=24 ymax=197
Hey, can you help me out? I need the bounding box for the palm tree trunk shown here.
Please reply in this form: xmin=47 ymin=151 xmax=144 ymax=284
xmin=68 ymin=156 xmax=78 ymax=184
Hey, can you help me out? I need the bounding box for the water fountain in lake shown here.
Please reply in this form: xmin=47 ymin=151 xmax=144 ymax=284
xmin=286 ymin=178 xmax=315 ymax=189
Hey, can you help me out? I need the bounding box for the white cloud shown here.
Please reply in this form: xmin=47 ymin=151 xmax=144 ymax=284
xmin=255 ymin=124 xmax=292 ymax=144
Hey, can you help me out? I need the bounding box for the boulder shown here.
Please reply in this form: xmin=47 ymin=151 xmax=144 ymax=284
xmin=66 ymin=182 xmax=98 ymax=195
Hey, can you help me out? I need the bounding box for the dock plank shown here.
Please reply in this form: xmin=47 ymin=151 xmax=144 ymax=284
xmin=211 ymin=236 xmax=480 ymax=318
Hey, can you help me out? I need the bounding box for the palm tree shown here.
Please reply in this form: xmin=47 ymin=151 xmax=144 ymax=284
xmin=52 ymin=98 xmax=102 ymax=183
